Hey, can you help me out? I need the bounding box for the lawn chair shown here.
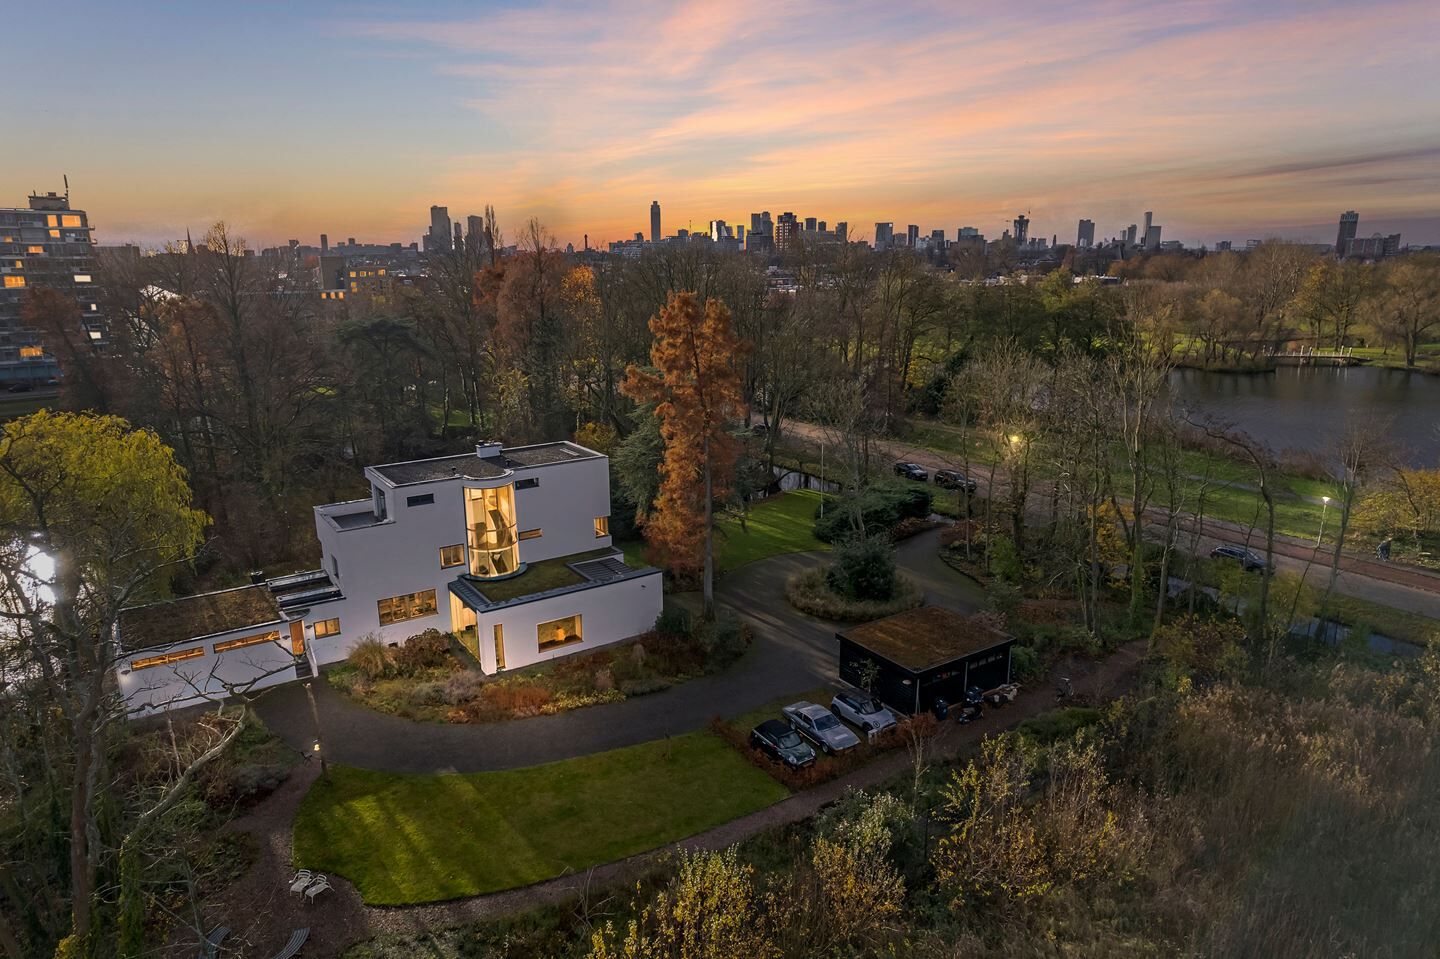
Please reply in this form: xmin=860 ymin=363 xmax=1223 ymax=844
xmin=198 ymin=924 xmax=230 ymax=959
xmin=303 ymin=875 xmax=332 ymax=903
xmin=287 ymin=869 xmax=312 ymax=894
xmin=267 ymin=928 xmax=309 ymax=959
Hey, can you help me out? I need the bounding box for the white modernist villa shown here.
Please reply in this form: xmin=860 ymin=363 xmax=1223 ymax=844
xmin=116 ymin=440 xmax=663 ymax=715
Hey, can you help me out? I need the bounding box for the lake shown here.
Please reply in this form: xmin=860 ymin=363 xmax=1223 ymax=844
xmin=1169 ymin=366 xmax=1440 ymax=467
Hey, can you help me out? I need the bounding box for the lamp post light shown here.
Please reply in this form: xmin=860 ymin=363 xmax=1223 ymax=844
xmin=1316 ymin=495 xmax=1331 ymax=548
xmin=304 ymin=680 xmax=328 ymax=780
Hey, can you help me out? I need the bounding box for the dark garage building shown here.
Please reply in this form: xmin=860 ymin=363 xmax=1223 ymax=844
xmin=837 ymin=606 xmax=1014 ymax=715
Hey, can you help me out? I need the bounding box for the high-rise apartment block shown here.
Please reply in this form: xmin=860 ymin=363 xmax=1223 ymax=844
xmin=874 ymin=222 xmax=894 ymax=249
xmin=1077 ymin=219 xmax=1095 ymax=247
xmin=1336 ymin=211 xmax=1359 ymax=255
xmin=650 ymin=201 xmax=661 ymax=244
xmin=427 ymin=205 xmax=453 ymax=253
xmin=0 ymin=190 xmax=105 ymax=385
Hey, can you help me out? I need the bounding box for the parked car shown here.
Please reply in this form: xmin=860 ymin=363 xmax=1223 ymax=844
xmin=831 ymin=690 xmax=898 ymax=737
xmin=933 ymin=468 xmax=978 ymax=493
xmin=749 ymin=719 xmax=817 ymax=769
xmin=1210 ymin=544 xmax=1269 ymax=572
xmin=783 ymin=701 xmax=861 ymax=754
xmin=893 ymin=461 xmax=928 ymax=481
xmin=6 ymin=383 xmax=34 ymax=394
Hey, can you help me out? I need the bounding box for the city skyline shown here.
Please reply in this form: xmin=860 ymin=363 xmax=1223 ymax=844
xmin=9 ymin=0 xmax=1440 ymax=248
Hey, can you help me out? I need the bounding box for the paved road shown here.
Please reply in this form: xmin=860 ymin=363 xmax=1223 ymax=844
xmin=789 ymin=422 xmax=1440 ymax=621
xmin=254 ymin=529 xmax=986 ymax=773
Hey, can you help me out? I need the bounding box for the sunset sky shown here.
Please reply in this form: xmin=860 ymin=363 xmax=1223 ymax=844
xmin=10 ymin=0 xmax=1440 ymax=249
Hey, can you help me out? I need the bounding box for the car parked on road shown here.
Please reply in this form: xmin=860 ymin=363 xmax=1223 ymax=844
xmin=933 ymin=468 xmax=978 ymax=493
xmin=830 ymin=690 xmax=898 ymax=737
xmin=783 ymin=701 xmax=861 ymax=754
xmin=749 ymin=719 xmax=817 ymax=768
xmin=1210 ymin=544 xmax=1269 ymax=572
xmin=893 ymin=461 xmax=928 ymax=482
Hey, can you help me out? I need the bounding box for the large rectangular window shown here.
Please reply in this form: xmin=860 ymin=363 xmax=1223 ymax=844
xmin=466 ymin=485 xmax=518 ymax=578
xmin=314 ymin=618 xmax=341 ymax=638
xmin=2 ymin=276 xmax=24 ymax=288
xmin=594 ymin=516 xmax=610 ymax=537
xmin=131 ymin=646 xmax=205 ymax=670
xmin=377 ymin=589 xmax=438 ymax=626
xmin=537 ymin=614 xmax=582 ymax=652
xmin=439 ymin=544 xmax=465 ymax=568
xmin=213 ymin=630 xmax=282 ymax=654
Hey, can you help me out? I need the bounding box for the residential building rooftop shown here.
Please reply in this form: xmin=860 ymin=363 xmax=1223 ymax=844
xmin=369 ymin=441 xmax=599 ymax=487
xmin=119 ymin=584 xmax=284 ymax=652
xmin=839 ymin=606 xmax=1009 ymax=672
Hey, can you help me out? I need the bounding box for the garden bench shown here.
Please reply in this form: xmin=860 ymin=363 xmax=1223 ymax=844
xmin=267 ymin=928 xmax=309 ymax=959
xmin=198 ymin=924 xmax=229 ymax=959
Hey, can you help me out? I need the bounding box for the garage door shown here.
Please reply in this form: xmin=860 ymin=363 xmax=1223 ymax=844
xmin=966 ymin=646 xmax=1011 ymax=690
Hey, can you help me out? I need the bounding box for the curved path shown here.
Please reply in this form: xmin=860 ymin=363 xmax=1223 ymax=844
xmin=254 ymin=528 xmax=985 ymax=774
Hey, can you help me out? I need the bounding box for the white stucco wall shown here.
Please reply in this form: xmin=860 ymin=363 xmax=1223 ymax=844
xmin=118 ymin=622 xmax=299 ymax=717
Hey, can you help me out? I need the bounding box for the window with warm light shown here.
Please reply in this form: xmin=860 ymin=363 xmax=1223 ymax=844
xmin=48 ymin=229 xmax=60 ymax=239
xmin=493 ymin=624 xmax=505 ymax=669
xmin=465 ymin=485 xmax=518 ymax=578
xmin=26 ymin=246 xmax=43 ymax=254
xmin=377 ymin=589 xmax=438 ymax=626
xmin=594 ymin=516 xmax=610 ymax=537
xmin=537 ymin=614 xmax=582 ymax=651
xmin=61 ymin=215 xmax=81 ymax=228
xmin=439 ymin=544 xmax=465 ymax=568
xmin=131 ymin=646 xmax=205 ymax=670
xmin=73 ymin=274 xmax=91 ymax=283
xmin=213 ymin=630 xmax=282 ymax=654
xmin=3 ymin=276 xmax=25 ymax=288
xmin=45 ymin=215 xmax=58 ymax=227
xmin=519 ymin=528 xmax=542 ymax=540
xmin=19 ymin=347 xmax=43 ymax=358
xmin=314 ymin=618 xmax=341 ymax=638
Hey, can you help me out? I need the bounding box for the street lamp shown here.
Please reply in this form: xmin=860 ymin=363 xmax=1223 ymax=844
xmin=1316 ymin=495 xmax=1331 ymax=547
xmin=304 ymin=680 xmax=329 ymax=780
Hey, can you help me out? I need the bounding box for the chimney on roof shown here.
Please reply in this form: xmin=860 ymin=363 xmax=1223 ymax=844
xmin=476 ymin=441 xmax=503 ymax=459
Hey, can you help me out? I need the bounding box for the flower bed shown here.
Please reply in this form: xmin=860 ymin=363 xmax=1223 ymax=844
xmin=785 ymin=565 xmax=922 ymax=622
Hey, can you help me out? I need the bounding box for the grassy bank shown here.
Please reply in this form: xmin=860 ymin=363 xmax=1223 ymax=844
xmin=294 ymin=731 xmax=788 ymax=904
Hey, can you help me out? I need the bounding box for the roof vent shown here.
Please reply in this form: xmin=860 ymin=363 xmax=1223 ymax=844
xmin=476 ymin=441 xmax=503 ymax=459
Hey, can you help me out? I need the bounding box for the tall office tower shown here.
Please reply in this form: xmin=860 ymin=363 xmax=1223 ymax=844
xmin=453 ymin=222 xmax=463 ymax=249
xmin=0 ymin=189 xmax=106 ymax=385
xmin=1012 ymin=214 xmax=1030 ymax=245
xmin=744 ymin=227 xmax=774 ymax=254
xmin=1144 ymin=224 xmax=1162 ymax=249
xmin=775 ymin=212 xmax=800 ymax=251
xmin=874 ymin=222 xmax=894 ymax=249
xmin=1125 ymin=224 xmax=1138 ymax=246
xmin=804 ymin=216 xmax=817 ymax=232
xmin=930 ymin=229 xmax=946 ymax=246
xmin=320 ymin=233 xmax=329 ymax=253
xmin=1336 ymin=211 xmax=1359 ymax=255
xmin=750 ymin=212 xmax=764 ymax=235
xmin=761 ymin=211 xmax=773 ymax=235
xmin=1077 ymin=219 xmax=1095 ymax=247
xmin=906 ymin=224 xmax=919 ymax=248
xmin=957 ymin=226 xmax=979 ymax=238
xmin=1143 ymin=211 xmax=1153 ymax=236
xmin=835 ymin=222 xmax=848 ymax=242
xmin=650 ymin=201 xmax=661 ymax=243
xmin=736 ymin=225 xmax=746 ymax=244
xmin=428 ymin=205 xmax=453 ymax=252
xmin=709 ymin=219 xmax=729 ymax=241
xmin=465 ymin=215 xmax=485 ymax=253
xmin=817 ymin=220 xmax=827 ymax=233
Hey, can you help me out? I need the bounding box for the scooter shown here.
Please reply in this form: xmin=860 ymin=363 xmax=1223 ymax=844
xmin=956 ymin=687 xmax=985 ymax=724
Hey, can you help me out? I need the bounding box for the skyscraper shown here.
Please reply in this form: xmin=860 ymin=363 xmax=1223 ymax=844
xmin=835 ymin=222 xmax=848 ymax=243
xmin=874 ymin=222 xmax=894 ymax=249
xmin=1013 ymin=214 xmax=1030 ymax=245
xmin=1126 ymin=224 xmax=1138 ymax=246
xmin=1077 ymin=219 xmax=1095 ymax=247
xmin=906 ymin=224 xmax=919 ymax=248
xmin=775 ymin=212 xmax=800 ymax=251
xmin=650 ymin=201 xmax=661 ymax=244
xmin=1336 ymin=211 xmax=1359 ymax=255
xmin=1143 ymin=211 xmax=1153 ymax=235
xmin=0 ymin=189 xmax=105 ymax=385
xmin=428 ymin=205 xmax=452 ymax=252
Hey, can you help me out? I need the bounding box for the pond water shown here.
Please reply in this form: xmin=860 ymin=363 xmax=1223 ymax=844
xmin=1168 ymin=366 xmax=1440 ymax=467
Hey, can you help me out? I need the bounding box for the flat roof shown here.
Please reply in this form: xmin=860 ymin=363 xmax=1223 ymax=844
xmin=119 ymin=584 xmax=284 ymax=652
xmin=369 ymin=441 xmax=600 ymax=486
xmin=839 ymin=606 xmax=1009 ymax=673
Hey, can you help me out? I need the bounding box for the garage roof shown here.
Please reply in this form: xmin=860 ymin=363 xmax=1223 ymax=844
xmin=119 ymin=584 xmax=284 ymax=652
xmin=840 ymin=605 xmax=1009 ymax=673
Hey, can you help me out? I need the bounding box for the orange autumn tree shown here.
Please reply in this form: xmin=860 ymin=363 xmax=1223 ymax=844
xmin=622 ymin=291 xmax=748 ymax=618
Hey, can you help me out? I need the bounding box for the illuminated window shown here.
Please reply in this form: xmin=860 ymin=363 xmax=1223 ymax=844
xmin=377 ymin=589 xmax=437 ymax=626
xmin=519 ymin=528 xmax=543 ymax=540
xmin=46 ymin=215 xmax=58 ymax=227
xmin=314 ymin=618 xmax=341 ymax=638
xmin=131 ymin=646 xmax=205 ymax=670
xmin=439 ymin=544 xmax=465 ymax=568
xmin=61 ymin=215 xmax=81 ymax=228
xmin=3 ymin=276 xmax=25 ymax=288
xmin=26 ymin=246 xmax=43 ymax=254
xmin=494 ymin=624 xmax=505 ymax=669
xmin=465 ymin=485 xmax=518 ymax=578
xmin=594 ymin=516 xmax=610 ymax=537
xmin=213 ymin=630 xmax=282 ymax=654
xmin=349 ymin=270 xmax=357 ymax=278
xmin=537 ymin=614 xmax=582 ymax=651
xmin=73 ymin=274 xmax=91 ymax=283
xmin=19 ymin=347 xmax=44 ymax=358
xmin=87 ymin=330 xmax=103 ymax=340
xmin=48 ymin=229 xmax=60 ymax=239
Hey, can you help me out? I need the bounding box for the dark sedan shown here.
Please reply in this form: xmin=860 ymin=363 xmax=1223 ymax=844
xmin=894 ymin=461 xmax=928 ymax=482
xmin=934 ymin=468 xmax=978 ymax=493
xmin=750 ymin=718 xmax=817 ymax=769
xmin=1210 ymin=544 xmax=1269 ymax=572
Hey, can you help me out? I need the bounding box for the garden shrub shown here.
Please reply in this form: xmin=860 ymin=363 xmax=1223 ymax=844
xmin=347 ymin=635 xmax=395 ymax=680
xmin=395 ymin=629 xmax=451 ymax=674
xmin=199 ymin=761 xmax=291 ymax=808
xmin=655 ymin=605 xmax=693 ymax=639
xmin=594 ymin=667 xmax=615 ymax=692
xmin=442 ymin=670 xmax=488 ymax=705
xmin=1010 ymin=644 xmax=1043 ymax=682
xmin=619 ymin=676 xmax=673 ymax=697
xmin=697 ymin=614 xmax=749 ymax=666
xmin=890 ymin=516 xmax=939 ymax=541
xmin=814 ymin=483 xmax=933 ymax=543
xmin=987 ymin=533 xmax=1023 ymax=582
xmin=827 ymin=537 xmax=899 ymax=601
xmin=407 ymin=681 xmax=448 ymax=707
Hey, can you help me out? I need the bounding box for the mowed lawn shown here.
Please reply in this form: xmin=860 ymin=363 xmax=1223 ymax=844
xmin=293 ymin=731 xmax=788 ymax=904
xmin=716 ymin=489 xmax=828 ymax=571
